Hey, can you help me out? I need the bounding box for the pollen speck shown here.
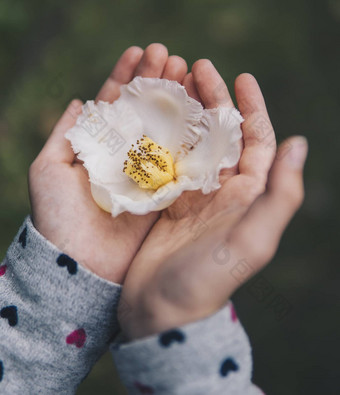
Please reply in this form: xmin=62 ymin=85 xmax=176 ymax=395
xmin=123 ymin=136 xmax=175 ymax=190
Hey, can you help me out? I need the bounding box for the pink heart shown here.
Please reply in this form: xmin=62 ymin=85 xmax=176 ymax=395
xmin=134 ymin=381 xmax=154 ymax=394
xmin=230 ymin=303 xmax=238 ymax=322
xmin=0 ymin=265 xmax=7 ymax=277
xmin=66 ymin=328 xmax=86 ymax=348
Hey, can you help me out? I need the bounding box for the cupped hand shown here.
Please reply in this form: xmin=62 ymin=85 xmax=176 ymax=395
xmin=118 ymin=61 xmax=308 ymax=338
xmin=29 ymin=44 xmax=188 ymax=284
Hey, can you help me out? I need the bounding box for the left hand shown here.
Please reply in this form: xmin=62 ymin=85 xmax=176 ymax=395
xmin=118 ymin=61 xmax=308 ymax=339
xmin=29 ymin=44 xmax=188 ymax=284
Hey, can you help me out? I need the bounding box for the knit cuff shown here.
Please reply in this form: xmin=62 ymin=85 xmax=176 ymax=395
xmin=0 ymin=216 xmax=122 ymax=393
xmin=111 ymin=302 xmax=262 ymax=395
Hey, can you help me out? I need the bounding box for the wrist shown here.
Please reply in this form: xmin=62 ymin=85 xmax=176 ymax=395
xmin=119 ymin=290 xmax=223 ymax=341
xmin=118 ymin=291 xmax=179 ymax=340
xmin=30 ymin=213 xmax=126 ymax=284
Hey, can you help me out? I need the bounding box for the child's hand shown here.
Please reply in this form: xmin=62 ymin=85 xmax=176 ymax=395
xmin=28 ymin=44 xmax=188 ymax=284
xmin=118 ymin=61 xmax=308 ymax=339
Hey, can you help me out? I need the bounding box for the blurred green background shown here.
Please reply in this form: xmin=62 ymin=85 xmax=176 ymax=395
xmin=1 ymin=0 xmax=339 ymax=394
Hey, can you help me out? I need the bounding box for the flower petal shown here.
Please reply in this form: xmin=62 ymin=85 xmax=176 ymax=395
xmin=175 ymin=107 xmax=243 ymax=194
xmin=66 ymin=100 xmax=143 ymax=184
xmin=66 ymin=79 xmax=243 ymax=217
xmin=91 ymin=175 xmax=203 ymax=216
xmin=120 ymin=77 xmax=203 ymax=158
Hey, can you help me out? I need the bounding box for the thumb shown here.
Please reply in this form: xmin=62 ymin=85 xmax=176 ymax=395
xmin=230 ymin=135 xmax=308 ymax=271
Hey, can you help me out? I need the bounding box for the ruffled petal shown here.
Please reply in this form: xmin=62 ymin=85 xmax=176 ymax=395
xmin=175 ymin=107 xmax=243 ymax=194
xmin=91 ymin=175 xmax=203 ymax=216
xmin=65 ymin=100 xmax=143 ymax=184
xmin=120 ymin=77 xmax=203 ymax=158
xmin=66 ymin=79 xmax=244 ymax=217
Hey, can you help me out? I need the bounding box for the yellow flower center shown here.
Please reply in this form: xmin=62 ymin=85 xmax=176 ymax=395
xmin=123 ymin=135 xmax=175 ymax=190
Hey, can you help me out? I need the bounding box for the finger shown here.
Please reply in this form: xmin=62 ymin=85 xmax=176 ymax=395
xmin=235 ymin=73 xmax=276 ymax=184
xmin=162 ymin=55 xmax=188 ymax=83
xmin=218 ymin=159 xmax=240 ymax=179
xmin=182 ymin=73 xmax=201 ymax=102
xmin=192 ymin=59 xmax=234 ymax=109
xmin=96 ymin=46 xmax=143 ymax=103
xmin=230 ymin=136 xmax=308 ymax=268
xmin=134 ymin=43 xmax=168 ymax=77
xmin=176 ymin=137 xmax=307 ymax=307
xmin=38 ymin=100 xmax=83 ymax=164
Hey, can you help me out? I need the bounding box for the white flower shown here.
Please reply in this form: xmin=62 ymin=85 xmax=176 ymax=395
xmin=66 ymin=77 xmax=243 ymax=217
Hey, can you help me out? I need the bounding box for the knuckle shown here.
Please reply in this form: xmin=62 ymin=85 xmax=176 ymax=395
xmin=240 ymin=177 xmax=266 ymax=206
xmin=254 ymin=176 xmax=267 ymax=196
xmin=245 ymin=113 xmax=274 ymax=141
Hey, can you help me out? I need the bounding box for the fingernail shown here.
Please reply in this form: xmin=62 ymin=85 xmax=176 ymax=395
xmin=286 ymin=136 xmax=308 ymax=169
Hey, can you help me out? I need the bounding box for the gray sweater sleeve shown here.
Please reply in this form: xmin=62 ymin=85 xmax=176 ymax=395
xmin=111 ymin=303 xmax=263 ymax=395
xmin=1 ymin=218 xmax=263 ymax=395
xmin=0 ymin=217 xmax=122 ymax=394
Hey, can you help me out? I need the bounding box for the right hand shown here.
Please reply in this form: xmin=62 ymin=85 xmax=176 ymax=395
xmin=118 ymin=62 xmax=308 ymax=339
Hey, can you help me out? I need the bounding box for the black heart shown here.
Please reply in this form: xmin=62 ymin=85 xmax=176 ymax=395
xmin=220 ymin=357 xmax=239 ymax=377
xmin=18 ymin=226 xmax=27 ymax=248
xmin=56 ymin=254 xmax=78 ymax=275
xmin=0 ymin=360 xmax=3 ymax=382
xmin=159 ymin=329 xmax=185 ymax=347
xmin=1 ymin=305 xmax=18 ymax=327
